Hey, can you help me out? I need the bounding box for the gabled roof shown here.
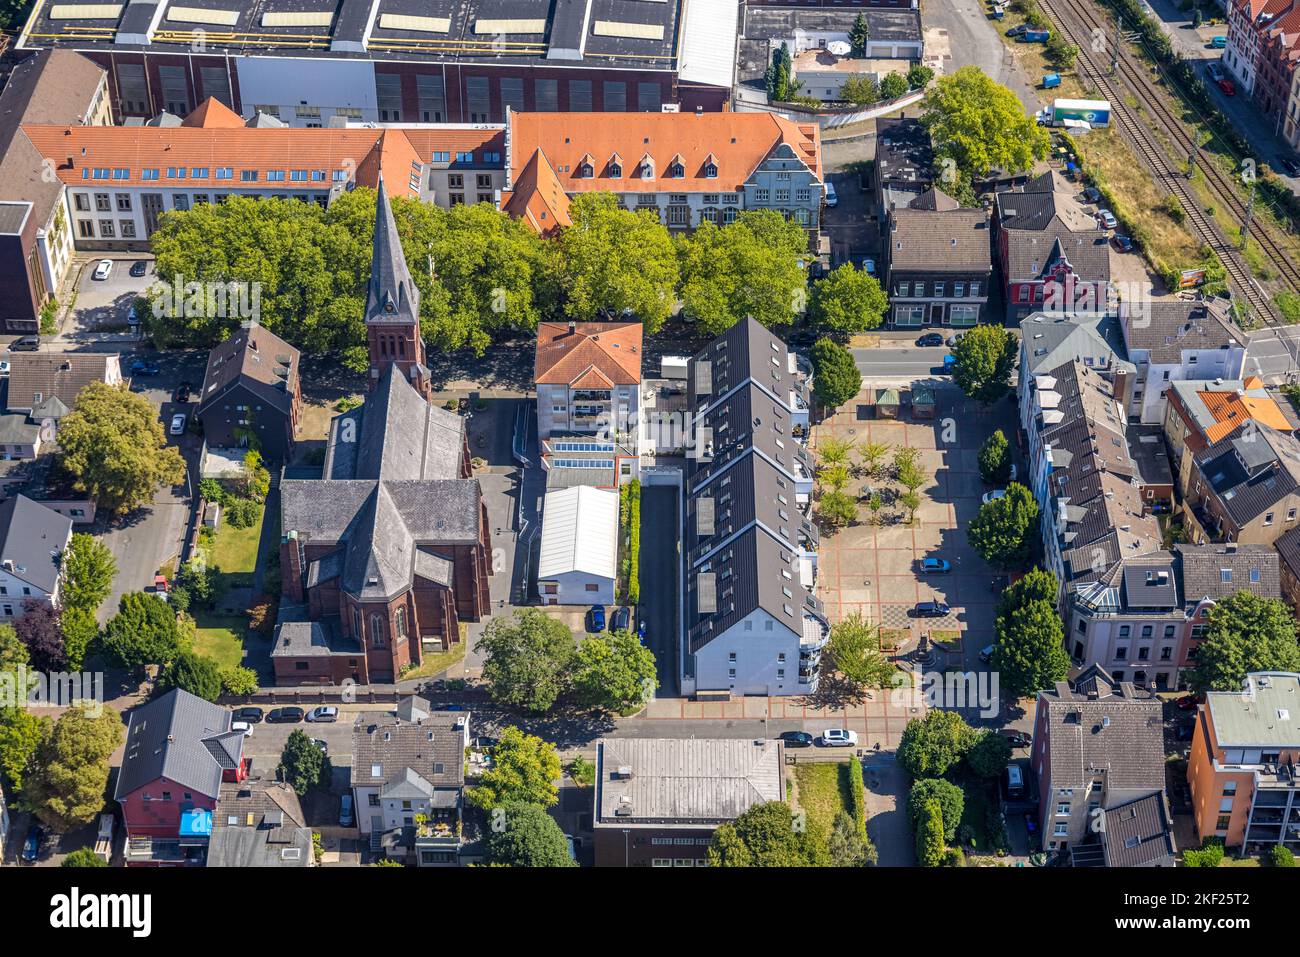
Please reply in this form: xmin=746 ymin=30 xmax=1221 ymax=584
xmin=534 ymin=321 xmax=643 ymax=386
xmin=1120 ymin=301 xmax=1242 ymax=364
xmin=115 ymin=689 xmax=237 ymax=802
xmin=196 ymin=323 xmax=298 ymax=420
xmin=501 ymin=148 xmax=571 ymax=235
xmin=5 ymin=352 xmax=119 ymax=413
xmin=505 ymin=111 xmax=821 ymax=197
xmin=1176 ymin=543 xmax=1280 ymax=602
xmin=1036 ymin=673 xmax=1166 ymax=790
xmin=887 ymin=204 xmax=991 ymax=272
xmin=282 ymin=365 xmax=483 ymax=601
xmin=181 ymin=97 xmax=246 ymax=129
xmin=1097 ymin=793 xmax=1176 ymax=867
xmin=351 ymin=710 xmax=468 ymax=792
xmin=1192 ymin=423 xmax=1300 ymax=526
xmin=208 ymin=780 xmax=311 ymax=868
xmin=0 ymin=494 xmax=72 ymax=594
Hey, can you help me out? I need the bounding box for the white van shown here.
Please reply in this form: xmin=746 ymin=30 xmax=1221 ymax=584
xmin=1004 ymin=764 xmax=1025 ymax=799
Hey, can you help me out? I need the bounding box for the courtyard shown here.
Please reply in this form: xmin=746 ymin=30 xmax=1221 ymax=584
xmin=811 ymin=380 xmax=1022 ymax=671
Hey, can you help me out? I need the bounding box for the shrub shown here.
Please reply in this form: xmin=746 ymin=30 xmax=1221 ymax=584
xmin=220 ymin=665 xmax=259 ymax=696
xmin=907 ymin=779 xmax=964 ymax=843
xmin=620 ymin=480 xmax=642 ymax=605
xmin=566 ymin=756 xmax=596 ymax=787
xmin=1271 ymin=845 xmax=1296 ymax=867
xmin=224 ymin=496 xmax=262 ymax=529
xmin=247 ymin=594 xmax=279 ymax=638
xmin=1183 ymin=838 xmax=1224 ymax=867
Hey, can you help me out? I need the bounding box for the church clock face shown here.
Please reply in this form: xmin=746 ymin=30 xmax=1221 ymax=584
xmin=385 ymin=301 xmax=394 ymax=313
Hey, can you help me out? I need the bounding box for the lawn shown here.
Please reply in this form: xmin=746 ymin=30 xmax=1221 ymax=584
xmin=398 ymin=635 xmax=468 ymax=682
xmin=956 ymin=777 xmax=1000 ymax=854
xmin=209 ymin=507 xmax=265 ymax=589
xmin=794 ymin=762 xmax=866 ymax=838
xmin=193 ymin=614 xmax=248 ymax=671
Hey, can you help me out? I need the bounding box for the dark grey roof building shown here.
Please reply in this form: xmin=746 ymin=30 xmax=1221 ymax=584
xmin=1031 ymin=667 xmax=1173 ymax=862
xmin=1188 ymin=424 xmax=1300 ymax=539
xmin=0 ymin=493 xmax=73 ymax=599
xmin=683 ymin=318 xmax=824 ymax=697
xmin=196 ymin=322 xmax=301 ymax=462
xmin=115 ymin=689 xmax=241 ymax=804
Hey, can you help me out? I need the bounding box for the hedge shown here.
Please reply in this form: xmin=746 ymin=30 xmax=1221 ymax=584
xmin=620 ymin=480 xmax=642 ymax=606
xmin=843 ymin=760 xmax=868 ymax=842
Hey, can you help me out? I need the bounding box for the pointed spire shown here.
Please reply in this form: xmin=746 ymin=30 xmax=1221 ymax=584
xmin=366 ymin=174 xmax=420 ymax=327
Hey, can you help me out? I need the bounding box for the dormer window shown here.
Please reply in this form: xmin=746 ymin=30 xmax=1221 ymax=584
xmin=668 ymin=153 xmax=685 ymax=178
xmin=607 ymin=153 xmax=623 ymax=178
xmin=640 ymin=153 xmax=655 ymax=179
xmin=577 ymin=153 xmax=595 ymax=179
xmin=702 ymin=153 xmax=718 ymax=178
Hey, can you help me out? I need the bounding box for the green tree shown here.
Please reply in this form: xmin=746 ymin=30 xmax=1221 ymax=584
xmin=25 ymin=704 xmax=123 ymax=831
xmin=61 ymin=847 xmax=108 ymax=867
xmin=0 ymin=706 xmax=49 ymax=795
xmin=993 ymin=580 xmax=1070 ymax=699
xmin=709 ymin=801 xmax=828 ymax=866
xmin=1189 ymin=592 xmax=1300 ymax=693
xmin=996 ymin=567 xmax=1058 ymax=615
xmin=60 ymin=532 xmax=117 ymax=613
xmin=907 ymin=64 xmax=935 ymax=90
xmin=572 ymin=630 xmax=658 ymax=714
xmin=907 ymin=778 xmax=964 ymax=842
xmin=99 ymin=592 xmax=187 ymax=673
xmin=479 ymin=608 xmax=576 ymax=713
xmin=921 ymin=66 xmax=1051 ymax=184
xmin=811 ymin=264 xmax=887 ymax=333
xmin=220 ymin=665 xmax=260 ymax=696
xmin=678 ymin=211 xmax=809 ymax=335
xmin=57 ymin=382 xmax=186 ymax=515
xmin=879 ymin=73 xmax=909 ymax=100
xmin=484 ymin=802 xmax=576 ymax=867
xmin=839 ymin=75 xmax=880 ymax=106
xmin=848 ymin=13 xmax=870 ymax=57
xmin=468 ymin=726 xmax=563 ymax=810
xmin=558 ymin=193 xmax=679 ymax=333
xmin=968 ymin=483 xmax=1038 ymax=570
xmin=893 ymin=446 xmax=925 ymax=493
xmin=900 ymin=489 xmax=922 ymax=525
xmin=818 ymin=490 xmax=859 ymax=529
xmin=242 ymin=449 xmax=271 ymax=503
xmin=811 ymin=336 xmax=862 ymax=409
xmin=827 ymin=613 xmax=895 ymax=688
xmin=966 ymin=731 xmax=1014 ymax=779
xmin=1182 ymin=838 xmax=1225 ymax=867
xmin=278 ymin=729 xmax=332 ymax=796
xmin=951 ymin=323 xmax=1018 ymax=404
xmin=827 ymin=809 xmax=876 ymax=866
xmin=858 ymin=441 xmax=890 ymax=477
xmin=816 ymin=435 xmax=857 ymax=470
xmin=915 ymin=799 xmax=947 ymax=867
xmin=60 ymin=605 xmax=99 ymax=674
xmin=1271 ymin=845 xmax=1296 ymax=867
xmin=765 ymin=43 xmax=801 ymax=101
xmin=409 ymin=199 xmax=559 ymax=354
xmin=155 ymin=651 xmax=223 ymax=702
xmin=897 ymin=710 xmax=979 ymax=778
xmin=1045 ymin=35 xmax=1078 ymax=70
xmin=978 ymin=430 xmax=1012 ymax=485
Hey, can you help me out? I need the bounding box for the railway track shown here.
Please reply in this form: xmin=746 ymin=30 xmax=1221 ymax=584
xmin=1038 ymin=0 xmax=1296 ymax=325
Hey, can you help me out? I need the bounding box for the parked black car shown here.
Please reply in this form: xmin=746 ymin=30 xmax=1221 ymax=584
xmin=174 ymin=381 xmax=193 ymax=403
xmin=998 ymin=729 xmax=1032 ymax=749
xmin=232 ymin=707 xmax=264 ymax=724
xmin=21 ymin=824 xmax=45 ymax=863
xmin=779 ymin=731 xmax=815 ymax=748
xmin=916 ymin=333 xmax=945 ymax=347
xmin=129 ymin=260 xmax=149 ymax=278
xmin=611 ymin=606 xmax=631 ymax=633
xmin=913 ymin=600 xmax=950 ymax=618
xmin=1279 ymin=157 xmax=1300 ymax=178
xmin=266 ymin=706 xmax=305 ymax=724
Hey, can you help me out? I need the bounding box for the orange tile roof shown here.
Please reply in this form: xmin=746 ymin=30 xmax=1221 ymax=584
xmin=505 ymin=111 xmax=822 ymax=197
xmin=18 ymin=124 xmax=505 ymax=196
xmin=182 ymin=97 xmax=245 ymax=129
xmin=1198 ymin=377 xmax=1292 ymax=443
xmin=502 ymin=148 xmax=571 ymax=236
xmin=534 ymin=321 xmax=643 ymax=386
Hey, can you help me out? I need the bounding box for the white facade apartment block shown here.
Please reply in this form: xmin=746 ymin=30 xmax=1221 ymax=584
xmin=694 ymin=607 xmax=806 ymax=698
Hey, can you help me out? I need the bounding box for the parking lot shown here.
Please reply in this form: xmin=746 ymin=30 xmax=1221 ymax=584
xmin=812 ymin=381 xmax=1022 ymax=678
xmin=62 ymin=254 xmax=155 ymax=343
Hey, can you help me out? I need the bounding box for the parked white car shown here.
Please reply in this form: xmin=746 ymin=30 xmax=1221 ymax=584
xmin=92 ymin=259 xmax=113 ymax=280
xmin=982 ymin=489 xmax=1007 ymax=505
xmin=819 ymin=728 xmax=858 ymax=747
xmin=231 ymin=721 xmax=253 ymax=737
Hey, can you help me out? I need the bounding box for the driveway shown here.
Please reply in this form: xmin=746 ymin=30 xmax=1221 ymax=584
xmin=639 ymin=485 xmax=680 ymax=697
xmin=861 ymin=752 xmax=914 ymax=866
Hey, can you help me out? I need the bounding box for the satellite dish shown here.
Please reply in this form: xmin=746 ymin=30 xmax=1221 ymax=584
xmin=827 ymin=40 xmax=852 ymax=56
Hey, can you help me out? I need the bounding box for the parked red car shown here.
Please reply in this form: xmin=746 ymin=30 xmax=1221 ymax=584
xmin=1218 ymin=77 xmax=1236 ymax=96
xmin=1176 ymin=694 xmax=1202 ymax=711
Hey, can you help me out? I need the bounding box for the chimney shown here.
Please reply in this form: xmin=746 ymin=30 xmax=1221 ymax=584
xmin=567 ymin=320 xmax=576 ymax=335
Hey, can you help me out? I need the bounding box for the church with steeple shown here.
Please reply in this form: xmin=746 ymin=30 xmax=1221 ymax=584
xmin=273 ymin=177 xmax=492 ymax=687
xmin=365 ymin=174 xmax=433 ymax=402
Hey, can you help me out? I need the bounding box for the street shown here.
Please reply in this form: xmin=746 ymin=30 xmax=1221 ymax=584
xmin=853 ymin=344 xmax=950 ymax=378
